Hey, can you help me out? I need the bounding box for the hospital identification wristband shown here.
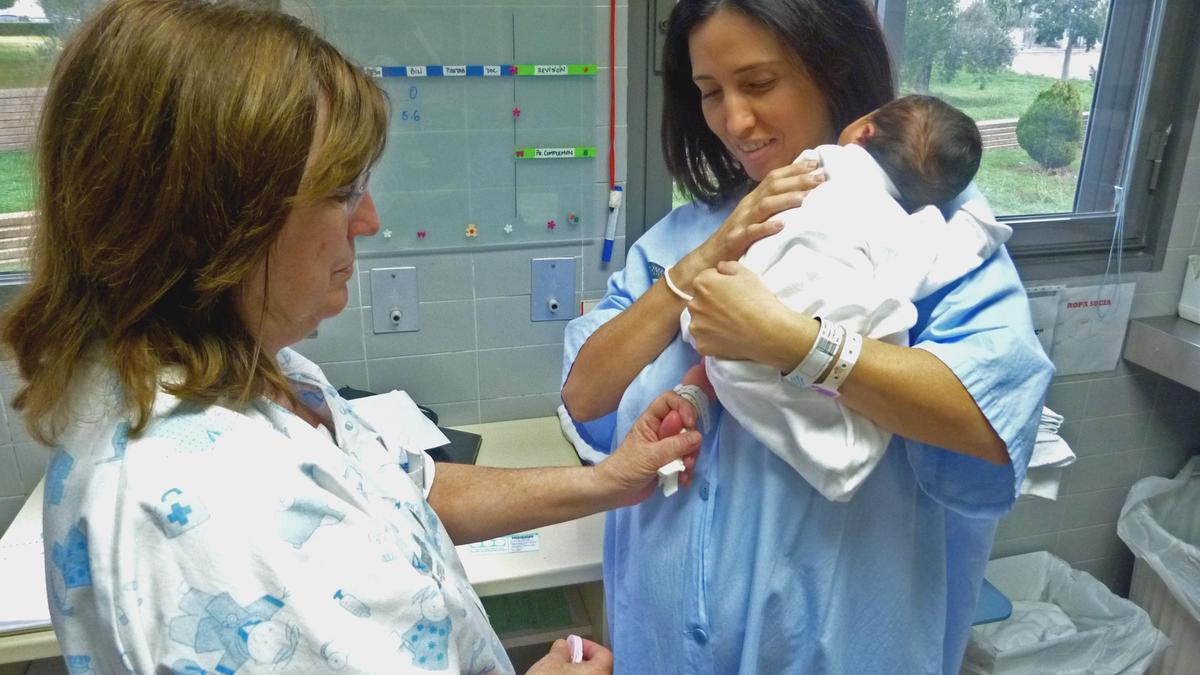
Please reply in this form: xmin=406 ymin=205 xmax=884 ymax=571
xmin=783 ymin=316 xmax=844 ymax=389
xmin=812 ymin=331 xmax=863 ymax=398
xmin=663 ymin=265 xmax=694 ymax=302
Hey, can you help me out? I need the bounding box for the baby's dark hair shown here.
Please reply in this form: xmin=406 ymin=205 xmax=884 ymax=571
xmin=858 ymin=95 xmax=981 ymax=213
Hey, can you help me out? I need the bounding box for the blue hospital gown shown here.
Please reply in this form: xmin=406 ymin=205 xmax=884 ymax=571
xmin=42 ymin=349 xmax=512 ymax=674
xmin=562 ymin=196 xmax=1054 ymax=674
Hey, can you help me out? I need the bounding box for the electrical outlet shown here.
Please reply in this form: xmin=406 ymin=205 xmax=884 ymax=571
xmin=531 ymin=257 xmax=577 ymax=322
xmin=369 ymin=266 xmax=419 ymax=333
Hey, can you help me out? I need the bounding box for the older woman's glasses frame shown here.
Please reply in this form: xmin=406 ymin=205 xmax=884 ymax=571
xmin=332 ymin=170 xmax=371 ymax=216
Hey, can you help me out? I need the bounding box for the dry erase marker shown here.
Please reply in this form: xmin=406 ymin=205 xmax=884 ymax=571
xmin=567 ymin=634 xmax=584 ymax=663
xmin=603 ymin=185 xmax=623 ymax=262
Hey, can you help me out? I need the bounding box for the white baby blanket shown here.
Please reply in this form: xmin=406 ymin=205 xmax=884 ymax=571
xmin=682 ymin=144 xmax=1011 ymax=501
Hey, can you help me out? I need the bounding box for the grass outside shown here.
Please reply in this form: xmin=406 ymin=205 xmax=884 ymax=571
xmin=0 ymin=150 xmax=34 ymax=214
xmin=976 ymin=147 xmax=1080 ymax=215
xmin=0 ymin=36 xmax=56 ymax=89
xmin=909 ymin=68 xmax=1096 ymax=122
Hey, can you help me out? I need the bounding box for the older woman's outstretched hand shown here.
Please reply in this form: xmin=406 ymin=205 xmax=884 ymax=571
xmin=527 ymin=637 xmax=614 ymax=674
xmin=688 ymin=260 xmax=812 ymax=373
xmin=594 ymin=391 xmax=703 ymax=508
xmin=671 ymin=159 xmax=825 ymax=291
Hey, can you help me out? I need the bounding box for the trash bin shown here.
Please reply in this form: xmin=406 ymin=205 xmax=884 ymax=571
xmin=1118 ymin=456 xmax=1200 ymax=675
xmin=960 ymin=551 xmax=1168 ymax=675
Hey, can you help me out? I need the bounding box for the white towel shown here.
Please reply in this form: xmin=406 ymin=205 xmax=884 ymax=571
xmin=557 ymin=403 xmax=609 ymax=465
xmin=1019 ymin=407 xmax=1076 ymax=500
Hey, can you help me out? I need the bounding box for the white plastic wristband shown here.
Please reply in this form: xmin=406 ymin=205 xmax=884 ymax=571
xmin=812 ymin=331 xmax=863 ymax=398
xmin=662 ymin=266 xmax=694 ymax=302
xmin=783 ymin=317 xmax=844 ymax=389
xmin=673 ymin=383 xmax=712 ymax=434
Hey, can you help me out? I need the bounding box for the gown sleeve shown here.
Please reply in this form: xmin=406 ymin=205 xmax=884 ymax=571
xmin=906 ymin=246 xmax=1055 ymax=518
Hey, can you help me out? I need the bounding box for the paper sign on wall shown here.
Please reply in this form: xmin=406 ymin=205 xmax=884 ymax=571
xmin=1025 ymin=285 xmax=1065 ymax=357
xmin=1050 ymin=282 xmax=1136 ymax=376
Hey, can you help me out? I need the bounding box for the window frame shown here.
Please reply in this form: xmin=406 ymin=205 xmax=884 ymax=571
xmin=629 ymin=0 xmax=1200 ymax=282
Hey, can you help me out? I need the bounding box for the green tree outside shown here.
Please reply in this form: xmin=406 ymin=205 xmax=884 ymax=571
xmin=1016 ymin=80 xmax=1084 ymax=170
xmin=944 ymin=2 xmax=1017 ymax=90
xmin=902 ymin=0 xmax=958 ymax=94
xmin=1026 ymin=0 xmax=1110 ymax=79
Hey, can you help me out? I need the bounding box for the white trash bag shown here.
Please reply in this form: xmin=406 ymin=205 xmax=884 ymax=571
xmin=1117 ymin=456 xmax=1200 ymax=674
xmin=961 ymin=551 xmax=1169 ymax=675
xmin=1117 ymin=456 xmax=1200 ymax=624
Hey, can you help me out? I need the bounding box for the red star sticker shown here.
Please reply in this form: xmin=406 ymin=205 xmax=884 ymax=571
xmin=515 ymin=149 xmax=525 ymax=158
xmin=547 ymin=220 xmax=557 ymax=230
xmin=512 ymin=107 xmax=521 ymax=118
xmin=509 ymin=66 xmax=518 ymax=75
xmin=417 ymin=230 xmax=426 ymax=239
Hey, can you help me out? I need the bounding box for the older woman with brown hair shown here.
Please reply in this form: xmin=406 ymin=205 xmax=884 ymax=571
xmin=2 ymin=1 xmax=701 ymax=673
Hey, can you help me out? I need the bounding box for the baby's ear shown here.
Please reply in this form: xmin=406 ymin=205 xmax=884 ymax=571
xmin=856 ymin=121 xmax=876 ymax=142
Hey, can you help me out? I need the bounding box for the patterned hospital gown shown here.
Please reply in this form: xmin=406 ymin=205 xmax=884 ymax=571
xmin=42 ymin=348 xmax=512 ymax=674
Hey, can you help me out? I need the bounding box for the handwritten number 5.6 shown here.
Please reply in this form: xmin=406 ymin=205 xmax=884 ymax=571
xmin=400 ymin=110 xmax=421 ymax=122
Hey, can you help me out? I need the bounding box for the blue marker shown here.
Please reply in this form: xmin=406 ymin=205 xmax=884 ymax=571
xmin=603 ymin=185 xmax=623 ymax=263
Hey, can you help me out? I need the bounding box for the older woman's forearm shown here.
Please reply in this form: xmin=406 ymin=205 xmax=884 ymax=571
xmin=428 ymin=462 xmax=608 ymax=544
xmin=837 ymin=339 xmax=1008 ymax=464
xmin=562 ymin=280 xmax=688 ymax=421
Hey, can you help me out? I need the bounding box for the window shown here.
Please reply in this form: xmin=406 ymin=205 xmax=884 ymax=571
xmin=0 ymin=0 xmax=57 ymax=276
xmin=631 ymin=0 xmax=1200 ymax=279
xmin=0 ymin=0 xmax=282 ymax=281
xmin=878 ymin=0 xmax=1200 ymax=277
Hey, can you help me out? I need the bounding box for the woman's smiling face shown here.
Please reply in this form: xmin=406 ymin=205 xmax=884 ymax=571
xmin=689 ymin=9 xmax=836 ymax=181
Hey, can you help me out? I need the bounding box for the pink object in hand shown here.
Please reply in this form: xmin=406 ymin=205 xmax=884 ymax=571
xmin=567 ymin=634 xmax=583 ymax=664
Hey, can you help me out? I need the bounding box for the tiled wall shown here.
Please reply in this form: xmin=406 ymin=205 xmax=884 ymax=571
xmin=2 ymin=11 xmax=1198 ymax=607
xmin=0 ymin=2 xmax=630 ymax=536
xmin=989 ymin=100 xmax=1200 ymax=595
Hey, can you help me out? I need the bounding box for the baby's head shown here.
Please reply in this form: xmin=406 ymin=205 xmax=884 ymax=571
xmin=840 ymin=95 xmax=981 ymax=213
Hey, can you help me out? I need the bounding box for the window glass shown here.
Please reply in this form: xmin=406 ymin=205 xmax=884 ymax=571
xmin=0 ymin=0 xmax=102 ymax=273
xmin=894 ymin=0 xmax=1117 ymax=218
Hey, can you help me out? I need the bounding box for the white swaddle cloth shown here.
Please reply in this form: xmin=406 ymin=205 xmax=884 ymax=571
xmin=1019 ymin=406 xmax=1076 ymax=499
xmin=681 ymin=144 xmax=1011 ymax=501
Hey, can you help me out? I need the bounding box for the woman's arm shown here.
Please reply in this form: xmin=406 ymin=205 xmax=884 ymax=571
xmin=427 ymin=391 xmax=702 ymax=544
xmin=562 ymin=162 xmax=824 ymax=421
xmin=687 ymin=261 xmax=1007 ymax=463
xmin=561 ymin=279 xmax=690 ymax=421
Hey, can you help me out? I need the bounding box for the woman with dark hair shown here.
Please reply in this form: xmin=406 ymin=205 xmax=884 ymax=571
xmin=3 ymin=1 xmax=703 ymax=672
xmin=561 ymin=1 xmax=1054 ymax=672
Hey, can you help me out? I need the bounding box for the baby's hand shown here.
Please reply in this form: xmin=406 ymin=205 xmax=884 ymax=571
xmin=657 ymin=409 xmax=686 ymax=439
xmin=680 ymin=363 xmax=716 ymax=401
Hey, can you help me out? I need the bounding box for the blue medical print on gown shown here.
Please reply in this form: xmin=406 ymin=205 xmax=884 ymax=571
xmin=45 ymin=448 xmax=74 ymax=505
xmin=152 ymin=487 xmax=212 ymax=538
xmin=168 ymin=587 xmax=297 ymax=673
xmin=63 ymin=654 xmax=93 ymax=674
xmin=51 ymin=523 xmax=92 ymax=590
xmin=396 ymin=586 xmax=453 ymax=671
xmin=278 ymin=498 xmax=345 ymax=549
xmin=144 ymin=403 xmax=233 ymax=453
xmin=42 ymin=348 xmax=514 ymax=674
xmin=97 ymin=421 xmax=131 ymax=464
